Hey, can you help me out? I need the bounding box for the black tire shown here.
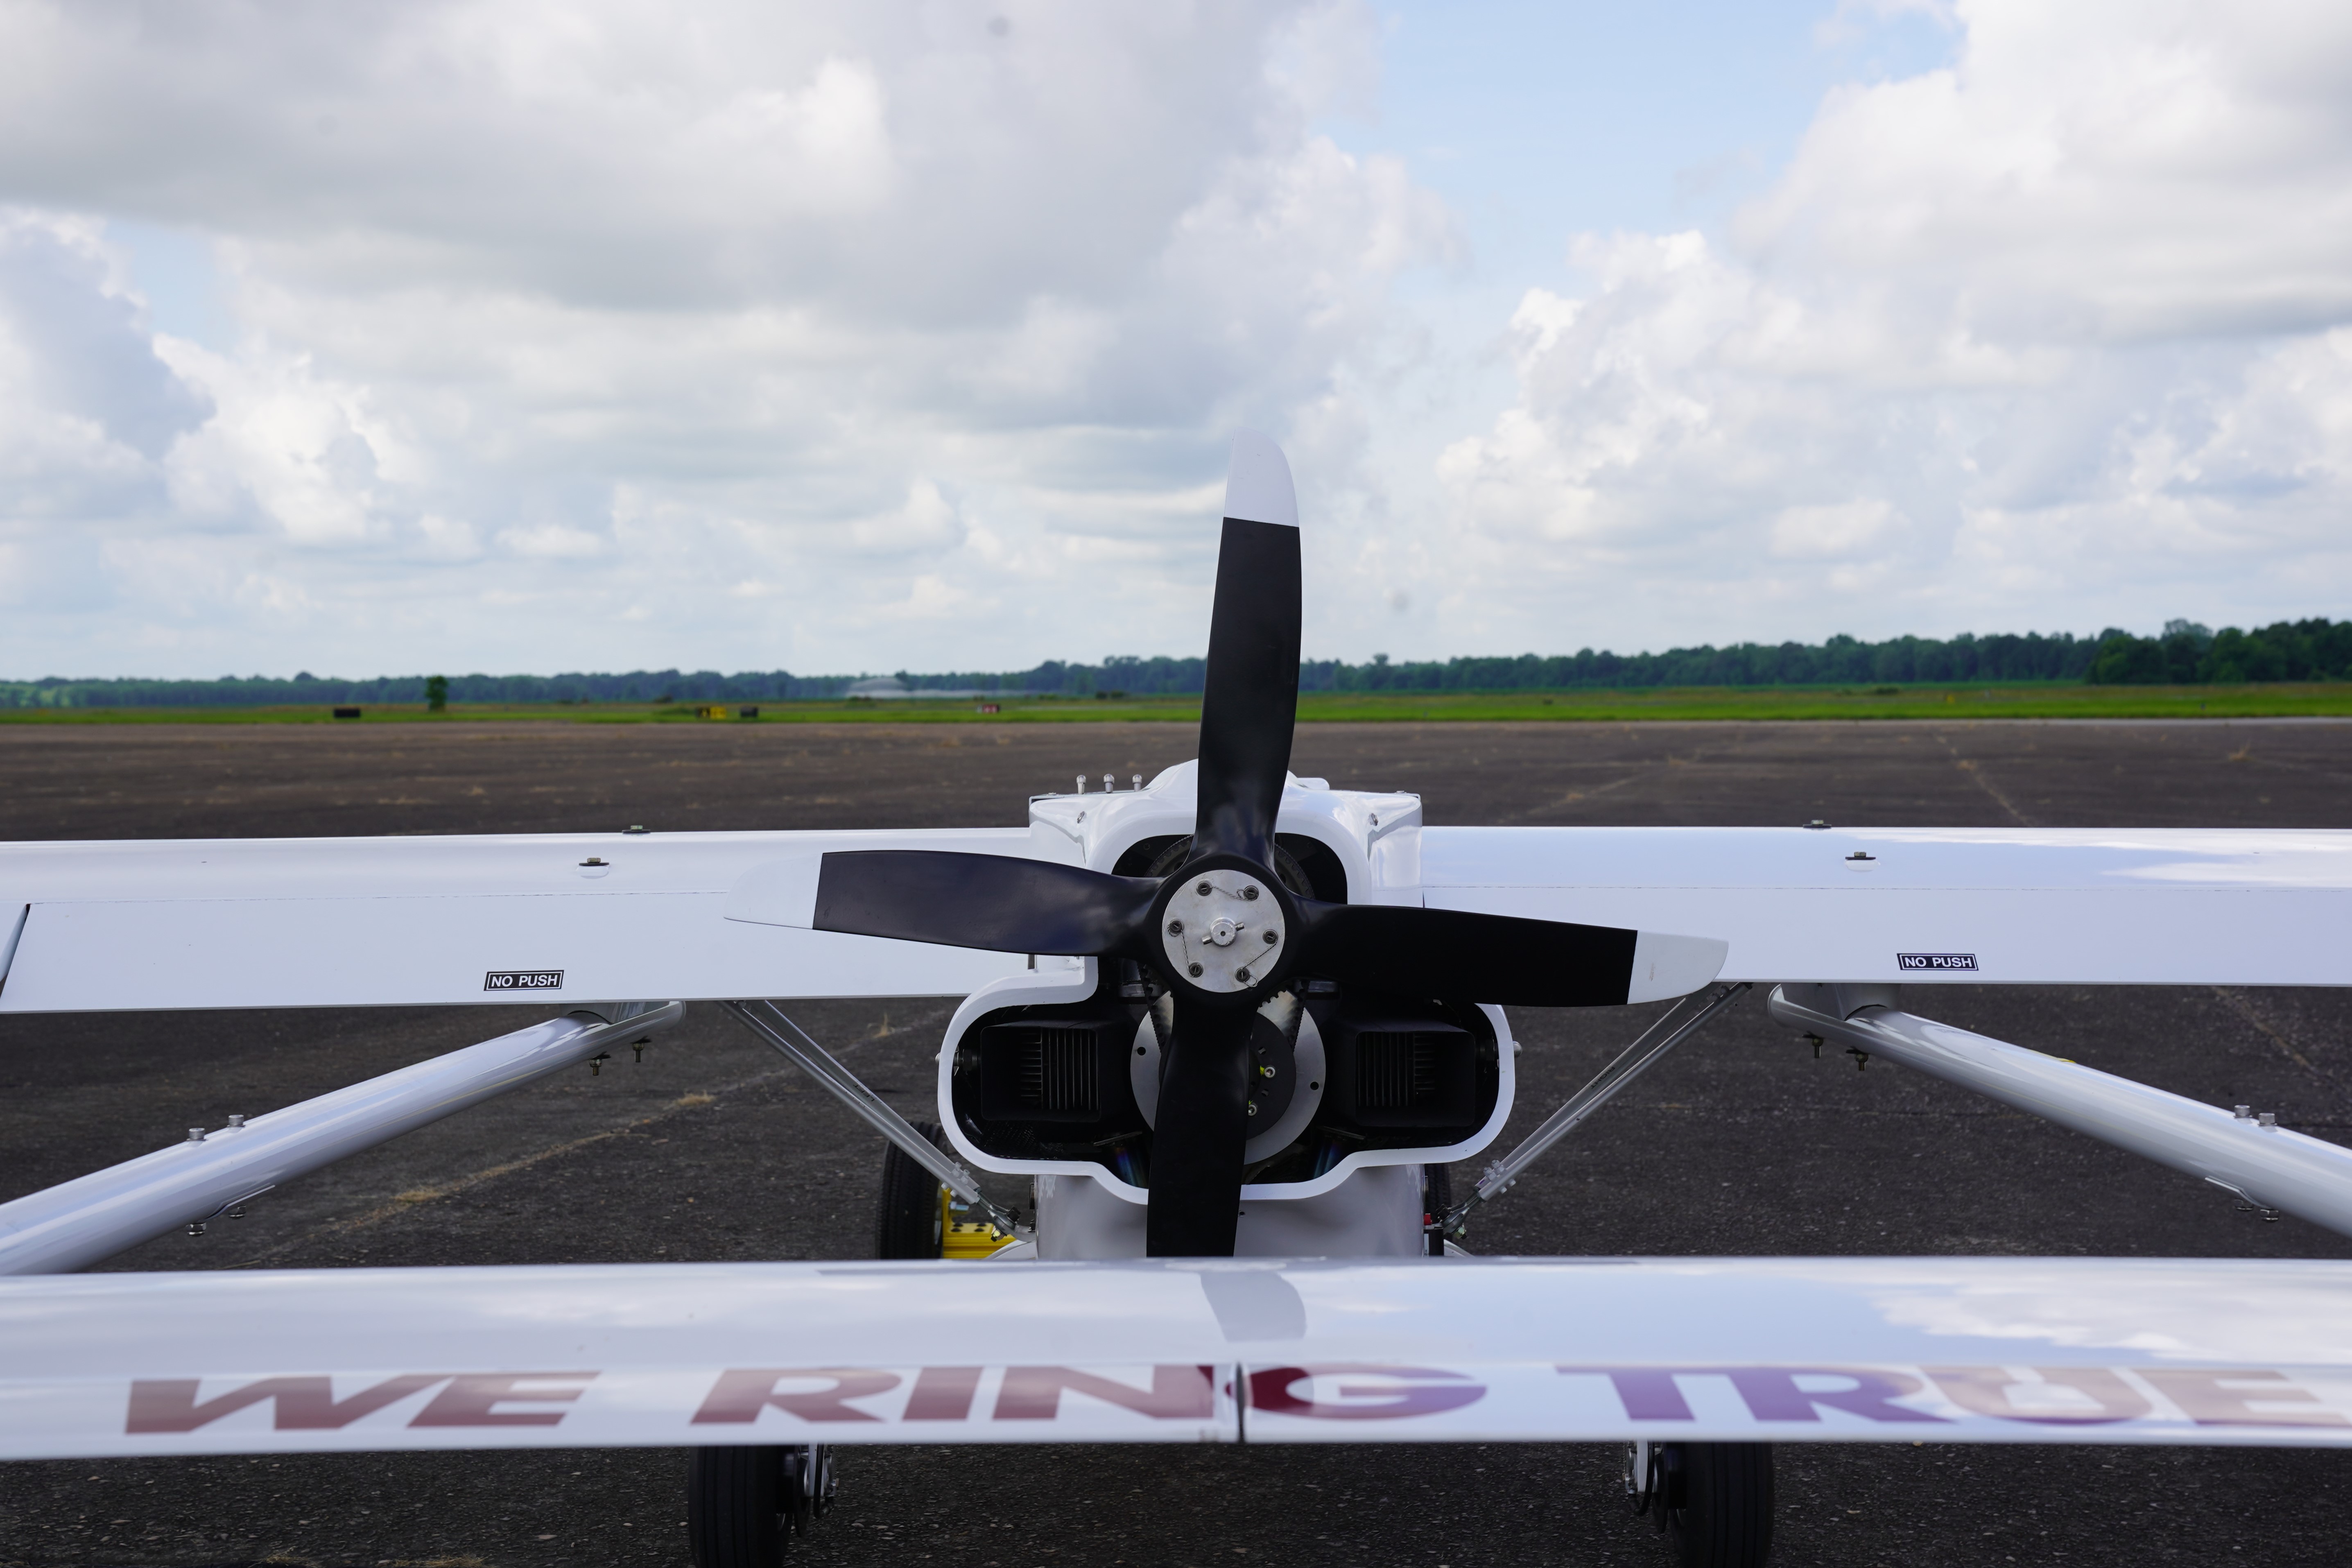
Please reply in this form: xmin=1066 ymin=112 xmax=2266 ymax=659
xmin=688 ymin=1445 xmax=832 ymax=1568
xmin=1663 ymin=1442 xmax=1775 ymax=1568
xmin=1422 ymin=1163 xmax=1452 ymax=1256
xmin=875 ymin=1120 xmax=947 ymax=1259
xmin=687 ymin=1446 xmax=787 ymax=1568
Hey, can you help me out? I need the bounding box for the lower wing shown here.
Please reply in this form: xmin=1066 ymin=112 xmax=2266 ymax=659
xmin=5 ymin=1256 xmax=2348 ymax=1457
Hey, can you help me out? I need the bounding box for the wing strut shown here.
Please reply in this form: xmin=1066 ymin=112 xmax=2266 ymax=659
xmin=1436 ymin=983 xmax=1751 ymax=1242
xmin=720 ymin=1001 xmax=1022 ymax=1237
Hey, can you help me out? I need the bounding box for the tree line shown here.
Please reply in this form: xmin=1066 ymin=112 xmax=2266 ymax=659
xmin=3 ymin=619 xmax=2346 ymax=708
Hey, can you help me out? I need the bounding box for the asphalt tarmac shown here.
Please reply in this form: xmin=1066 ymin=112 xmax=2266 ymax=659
xmin=3 ymin=717 xmax=2351 ymax=1567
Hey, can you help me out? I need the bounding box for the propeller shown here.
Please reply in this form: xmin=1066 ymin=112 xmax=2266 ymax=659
xmin=745 ymin=431 xmax=1721 ymax=1256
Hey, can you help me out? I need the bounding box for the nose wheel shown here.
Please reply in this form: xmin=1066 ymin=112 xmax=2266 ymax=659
xmin=687 ymin=1443 xmax=835 ymax=1567
xmin=1626 ymin=1441 xmax=1775 ymax=1567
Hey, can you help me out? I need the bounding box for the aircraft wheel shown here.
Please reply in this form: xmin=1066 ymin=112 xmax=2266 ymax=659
xmin=875 ymin=1119 xmax=948 ymax=1258
xmin=687 ymin=1444 xmax=833 ymax=1567
xmin=1646 ymin=1441 xmax=1774 ymax=1568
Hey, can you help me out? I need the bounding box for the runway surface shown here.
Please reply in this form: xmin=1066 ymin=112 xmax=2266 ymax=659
xmin=3 ymin=717 xmax=2350 ymax=1566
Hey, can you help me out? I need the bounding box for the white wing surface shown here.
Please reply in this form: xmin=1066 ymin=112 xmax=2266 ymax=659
xmin=8 ymin=822 xmax=2352 ymax=1010
xmin=0 ymin=830 xmax=1050 ymax=1012
xmin=3 ymin=1256 xmax=2351 ymax=1458
xmin=1422 ymin=826 xmax=2352 ymax=986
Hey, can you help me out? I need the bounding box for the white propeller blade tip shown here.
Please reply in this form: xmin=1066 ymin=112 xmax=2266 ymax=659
xmin=1626 ymin=931 xmax=1730 ymax=1003
xmin=722 ymin=855 xmax=825 ymax=928
xmin=1224 ymin=430 xmax=1298 ymax=528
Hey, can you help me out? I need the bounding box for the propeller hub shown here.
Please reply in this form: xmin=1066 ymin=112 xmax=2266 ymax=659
xmin=1159 ymin=868 xmax=1285 ymax=996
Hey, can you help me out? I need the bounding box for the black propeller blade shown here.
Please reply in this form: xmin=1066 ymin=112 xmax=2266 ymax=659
xmin=1146 ymin=453 xmax=1303 ymax=1256
xmin=1141 ymin=998 xmax=1255 ymax=1257
xmin=1193 ymin=516 xmax=1300 ymax=867
xmin=1292 ymin=902 xmax=1637 ymax=1007
xmin=813 ymin=851 xmax=1158 ymax=958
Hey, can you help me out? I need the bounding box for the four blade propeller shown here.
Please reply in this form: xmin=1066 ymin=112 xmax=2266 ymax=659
xmin=796 ymin=432 xmax=1707 ymax=1255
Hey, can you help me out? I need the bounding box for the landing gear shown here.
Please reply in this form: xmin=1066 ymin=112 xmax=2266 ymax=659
xmin=686 ymin=1443 xmax=835 ymax=1567
xmin=875 ymin=1119 xmax=948 ymax=1258
xmin=873 ymin=1119 xmax=1020 ymax=1258
xmin=1422 ymin=1163 xmax=1452 ymax=1256
xmin=1627 ymin=1440 xmax=1775 ymax=1567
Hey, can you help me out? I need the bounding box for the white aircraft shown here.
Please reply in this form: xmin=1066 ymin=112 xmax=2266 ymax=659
xmin=5 ymin=432 xmax=2352 ymax=1568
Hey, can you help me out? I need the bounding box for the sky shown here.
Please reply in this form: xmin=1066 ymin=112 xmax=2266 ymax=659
xmin=2 ymin=0 xmax=2350 ymax=679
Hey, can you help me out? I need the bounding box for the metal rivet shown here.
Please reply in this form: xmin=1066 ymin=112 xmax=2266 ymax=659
xmin=2259 ymin=1111 xmax=2278 ymax=1127
xmin=185 ymin=1127 xmax=206 ymax=1143
xmin=1131 ymin=774 xmax=1142 ymax=790
xmin=1263 ymin=930 xmax=1278 ymax=944
xmin=1168 ymin=920 xmax=1184 ymax=935
xmin=226 ymin=1114 xmax=245 ymax=1128
xmin=1242 ymin=885 xmax=1259 ymax=901
xmin=1187 ymin=963 xmax=1203 ymax=977
xmin=2235 ymin=1105 xmax=2254 ymax=1120
xmin=1197 ymin=882 xmax=1212 ymax=896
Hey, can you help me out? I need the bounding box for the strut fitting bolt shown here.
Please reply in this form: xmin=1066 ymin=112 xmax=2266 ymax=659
xmin=1188 ymin=963 xmax=1203 ymax=977
xmin=1243 ymin=886 xmax=1259 ymax=901
xmin=1168 ymin=920 xmax=1184 ymax=935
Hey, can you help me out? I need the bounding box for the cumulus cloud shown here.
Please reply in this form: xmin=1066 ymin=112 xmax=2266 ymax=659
xmin=5 ymin=0 xmax=2351 ymax=676
xmin=0 ymin=0 xmax=1449 ymax=675
xmin=1437 ymin=0 xmax=2352 ymax=649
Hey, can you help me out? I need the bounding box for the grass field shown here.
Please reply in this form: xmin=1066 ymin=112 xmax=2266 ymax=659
xmin=7 ymin=682 xmax=2352 ymax=725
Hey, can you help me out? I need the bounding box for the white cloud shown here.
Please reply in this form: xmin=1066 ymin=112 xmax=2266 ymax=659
xmin=0 ymin=0 xmax=1451 ymax=676
xmin=1434 ymin=0 xmax=2352 ymax=649
xmin=3 ymin=0 xmax=2351 ymax=677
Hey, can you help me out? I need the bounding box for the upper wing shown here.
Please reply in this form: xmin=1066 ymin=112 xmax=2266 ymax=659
xmin=12 ymin=821 xmax=2352 ymax=1010
xmin=0 ymin=830 xmax=1052 ymax=1012
xmin=4 ymin=1255 xmax=2350 ymax=1457
xmin=1421 ymin=826 xmax=2352 ymax=986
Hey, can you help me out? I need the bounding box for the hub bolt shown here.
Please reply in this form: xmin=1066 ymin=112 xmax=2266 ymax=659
xmin=1263 ymin=930 xmax=1278 ymax=944
xmin=1197 ymin=881 xmax=1212 ymax=896
xmin=1188 ymin=963 xmax=1203 ymax=977
xmin=1167 ymin=920 xmax=1184 ymax=934
xmin=1242 ymin=886 xmax=1259 ymax=901
xmin=1236 ymin=966 xmax=1252 ymax=982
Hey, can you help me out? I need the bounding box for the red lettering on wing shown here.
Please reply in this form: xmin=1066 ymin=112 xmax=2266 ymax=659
xmin=692 ymin=1369 xmax=902 ymax=1424
xmin=1248 ymin=1365 xmax=1484 ymax=1421
xmin=993 ymin=1365 xmax=1216 ymax=1421
xmin=408 ymin=1373 xmax=595 ymax=1427
xmin=128 ymin=1374 xmax=450 ymax=1434
xmin=1559 ymin=1366 xmax=1949 ymax=1425
xmin=2137 ymin=1368 xmax=2350 ymax=1428
xmin=903 ymin=1366 xmax=984 ymax=1421
xmin=1925 ymin=1367 xmax=2153 ymax=1424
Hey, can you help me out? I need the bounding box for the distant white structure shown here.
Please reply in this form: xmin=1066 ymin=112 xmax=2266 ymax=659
xmin=843 ymin=676 xmax=996 ymax=699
